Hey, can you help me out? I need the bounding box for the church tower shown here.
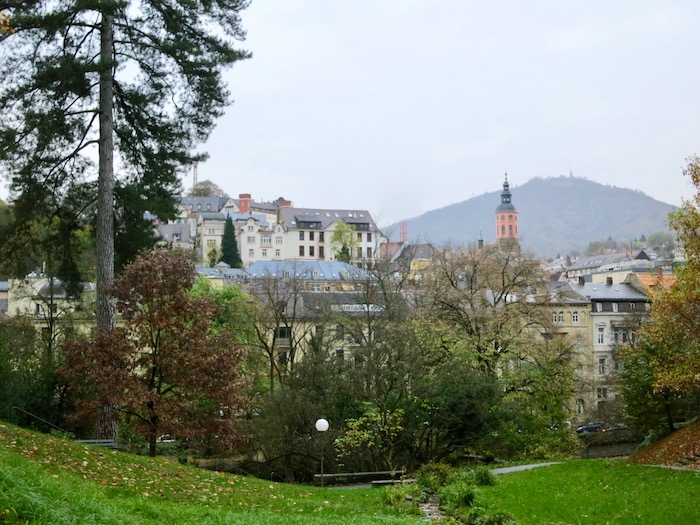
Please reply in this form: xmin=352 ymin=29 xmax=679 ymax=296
xmin=495 ymin=173 xmax=518 ymax=242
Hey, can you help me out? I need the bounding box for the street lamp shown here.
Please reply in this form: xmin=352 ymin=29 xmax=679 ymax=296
xmin=315 ymin=418 xmax=329 ymax=487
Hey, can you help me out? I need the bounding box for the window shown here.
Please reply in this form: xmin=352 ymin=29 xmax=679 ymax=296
xmin=576 ymin=399 xmax=585 ymax=414
xmin=367 ymin=232 xmax=372 ymax=242
xmin=309 ymin=246 xmax=315 ymax=257
xmin=335 ymin=348 xmax=345 ymax=360
xmin=630 ymin=302 xmax=636 ymax=311
xmin=595 ymin=303 xmax=603 ymax=312
xmin=276 ymin=236 xmax=283 ymax=244
xmin=501 ymin=225 xmax=505 ymax=235
xmin=262 ymin=249 xmax=267 ymax=257
xmin=248 ymin=249 xmax=254 ymax=258
xmin=247 ymin=236 xmax=255 ymax=243
xmin=247 ymin=225 xmax=254 ymax=232
xmin=597 ymin=387 xmax=608 ymax=399
xmin=597 ymin=326 xmax=605 ymax=344
xmin=613 ymin=329 xmax=620 ymax=343
xmin=501 ymin=214 xmax=505 ymax=220
xmin=299 ymin=246 xmax=305 ymax=257
xmin=299 ymin=231 xmax=305 ymax=241
xmin=319 ymin=232 xmax=325 ymax=242
xmin=206 ymin=239 xmax=215 ymax=247
xmin=558 ymin=311 xmax=564 ymax=323
xmin=572 ymin=311 xmax=579 ymax=324
xmin=275 ymin=249 xmax=280 ymax=258
xmin=366 ymin=247 xmax=372 ymax=258
xmin=598 ymin=358 xmax=606 ymax=375
xmin=261 ymin=235 xmax=271 ymax=245
xmin=357 ymin=232 xmax=362 ymax=241
xmin=276 ymin=326 xmax=291 ymax=339
xmin=309 ymin=231 xmax=315 ymax=241
xmin=509 ymin=225 xmax=513 ymax=235
xmin=357 ymin=247 xmax=362 ymax=258
xmin=319 ymin=246 xmax=325 ymax=259
xmin=310 ymin=283 xmax=321 ymax=292
xmin=612 ymin=302 xmax=618 ymax=312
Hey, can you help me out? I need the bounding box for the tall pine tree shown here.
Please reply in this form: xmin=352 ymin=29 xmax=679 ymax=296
xmin=221 ymin=215 xmax=242 ymax=268
xmin=0 ymin=0 xmax=250 ymax=332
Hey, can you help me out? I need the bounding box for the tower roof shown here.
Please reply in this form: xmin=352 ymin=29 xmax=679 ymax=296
xmin=496 ymin=173 xmax=516 ymax=212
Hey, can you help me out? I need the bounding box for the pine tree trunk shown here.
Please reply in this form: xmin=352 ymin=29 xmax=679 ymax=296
xmin=96 ymin=9 xmax=117 ymax=441
xmin=96 ymin=10 xmax=116 ymax=333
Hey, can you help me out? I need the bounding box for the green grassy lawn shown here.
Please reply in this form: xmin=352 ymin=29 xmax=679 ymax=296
xmin=3 ymin=422 xmax=700 ymax=525
xmin=477 ymin=459 xmax=700 ymax=525
xmin=0 ymin=422 xmax=423 ymax=525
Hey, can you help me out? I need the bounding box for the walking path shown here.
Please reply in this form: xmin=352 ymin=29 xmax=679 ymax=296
xmin=491 ymin=462 xmax=561 ymax=474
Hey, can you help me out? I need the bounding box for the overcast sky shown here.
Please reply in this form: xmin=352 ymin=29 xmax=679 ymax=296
xmin=198 ymin=1 xmax=700 ymax=226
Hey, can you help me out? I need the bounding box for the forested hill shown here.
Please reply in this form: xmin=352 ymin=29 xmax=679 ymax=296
xmin=383 ymin=176 xmax=677 ymax=258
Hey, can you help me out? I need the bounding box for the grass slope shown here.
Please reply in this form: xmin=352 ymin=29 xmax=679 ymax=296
xmin=478 ymin=459 xmax=700 ymax=525
xmin=0 ymin=422 xmax=422 ymax=525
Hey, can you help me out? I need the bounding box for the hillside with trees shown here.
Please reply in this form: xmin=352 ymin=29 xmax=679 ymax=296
xmin=385 ymin=176 xmax=676 ymax=258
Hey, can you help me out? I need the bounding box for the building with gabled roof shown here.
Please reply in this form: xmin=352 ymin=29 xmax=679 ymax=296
xmin=624 ymin=268 xmax=677 ymax=298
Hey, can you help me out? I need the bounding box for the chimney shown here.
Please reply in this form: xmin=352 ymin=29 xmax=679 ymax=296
xmin=606 ymin=276 xmax=613 ymax=286
xmin=239 ymin=193 xmax=251 ymax=214
xmin=657 ymin=265 xmax=663 ymax=277
xmin=278 ymin=200 xmax=292 ymax=208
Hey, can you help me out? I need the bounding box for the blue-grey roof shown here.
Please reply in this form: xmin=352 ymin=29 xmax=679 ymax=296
xmin=196 ymin=266 xmax=249 ymax=283
xmin=568 ymin=253 xmax=630 ymax=271
xmin=181 ymin=196 xmax=230 ymax=212
xmin=246 ymin=260 xmax=371 ymax=281
xmin=570 ymin=281 xmax=648 ymax=301
xmin=279 ymin=207 xmax=378 ymax=231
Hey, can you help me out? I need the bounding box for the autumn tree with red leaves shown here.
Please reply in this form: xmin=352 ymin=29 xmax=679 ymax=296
xmin=64 ymin=248 xmax=250 ymax=456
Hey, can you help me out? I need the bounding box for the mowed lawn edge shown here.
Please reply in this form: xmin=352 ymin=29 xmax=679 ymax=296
xmin=478 ymin=459 xmax=700 ymax=525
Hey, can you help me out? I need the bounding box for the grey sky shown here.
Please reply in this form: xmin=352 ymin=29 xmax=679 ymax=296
xmin=199 ymin=1 xmax=699 ymax=226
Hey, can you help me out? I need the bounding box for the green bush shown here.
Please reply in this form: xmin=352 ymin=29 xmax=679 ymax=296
xmin=415 ymin=462 xmax=453 ymax=492
xmin=438 ymin=479 xmax=477 ymax=509
xmin=473 ymin=466 xmax=497 ymax=486
xmin=380 ymin=484 xmax=423 ymax=515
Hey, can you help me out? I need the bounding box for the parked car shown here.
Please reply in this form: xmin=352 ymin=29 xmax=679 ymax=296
xmin=576 ymin=421 xmax=604 ymax=433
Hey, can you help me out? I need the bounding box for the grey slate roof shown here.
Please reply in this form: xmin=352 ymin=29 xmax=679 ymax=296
xmin=569 ymin=281 xmax=648 ymax=301
xmin=278 ymin=207 xmax=378 ymax=231
xmin=567 ymin=253 xmax=631 ymax=272
xmin=246 ymin=260 xmax=371 ymax=281
xmin=156 ymin=223 xmax=194 ymax=243
xmin=181 ymin=196 xmax=230 ymax=212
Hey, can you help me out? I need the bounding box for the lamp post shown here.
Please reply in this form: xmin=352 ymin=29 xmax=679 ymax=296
xmin=315 ymin=418 xmax=329 ymax=487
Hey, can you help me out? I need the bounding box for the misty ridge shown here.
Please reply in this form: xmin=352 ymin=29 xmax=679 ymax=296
xmin=384 ymin=176 xmax=676 ymax=259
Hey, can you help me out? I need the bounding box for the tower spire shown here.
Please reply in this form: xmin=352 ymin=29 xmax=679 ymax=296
xmin=495 ymin=172 xmax=518 ymax=242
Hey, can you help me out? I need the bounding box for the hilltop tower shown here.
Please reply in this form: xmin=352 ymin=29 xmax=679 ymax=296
xmin=495 ymin=173 xmax=518 ymax=242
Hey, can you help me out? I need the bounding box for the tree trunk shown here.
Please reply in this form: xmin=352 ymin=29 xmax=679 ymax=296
xmin=96 ymin=9 xmax=116 ymax=333
xmin=95 ymin=9 xmax=117 ymax=441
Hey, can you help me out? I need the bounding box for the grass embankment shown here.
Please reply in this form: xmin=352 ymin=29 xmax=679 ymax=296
xmin=477 ymin=459 xmax=700 ymax=525
xmin=2 ymin=421 xmax=700 ymax=525
xmin=0 ymin=422 xmax=422 ymax=525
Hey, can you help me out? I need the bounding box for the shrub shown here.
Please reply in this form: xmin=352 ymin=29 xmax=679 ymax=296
xmin=416 ymin=462 xmax=453 ymax=492
xmin=438 ymin=479 xmax=477 ymax=509
xmin=380 ymin=484 xmax=423 ymax=515
xmin=473 ymin=466 xmax=497 ymax=486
